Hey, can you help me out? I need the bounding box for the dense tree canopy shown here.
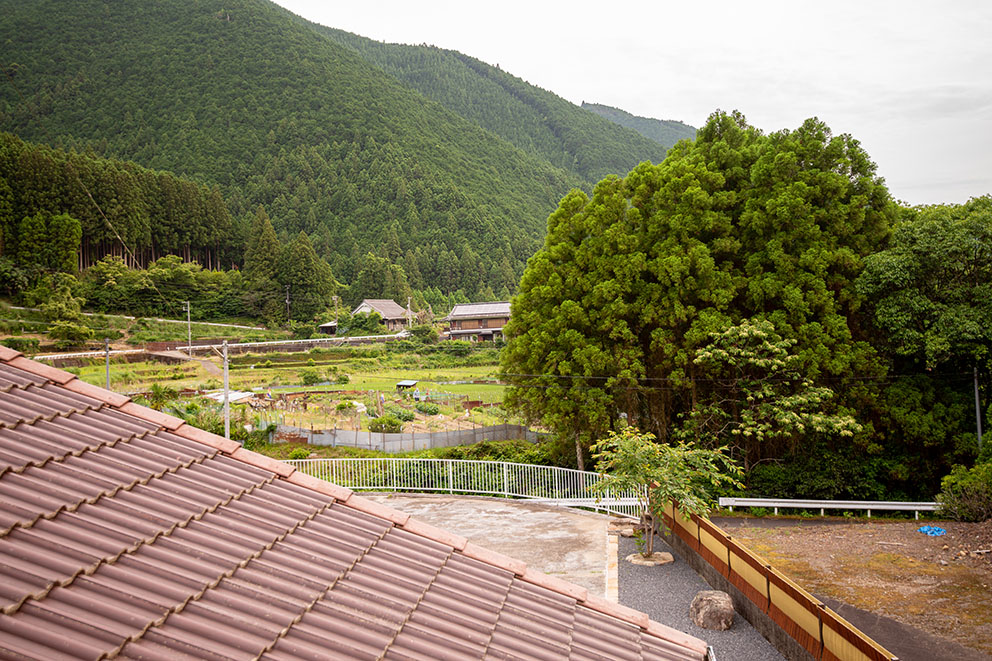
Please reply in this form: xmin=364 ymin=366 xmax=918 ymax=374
xmin=503 ymin=111 xmax=898 ymax=475
xmin=857 ymin=196 xmax=992 ymax=369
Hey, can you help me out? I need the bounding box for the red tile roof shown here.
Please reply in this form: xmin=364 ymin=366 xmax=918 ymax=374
xmin=0 ymin=346 xmax=708 ymax=660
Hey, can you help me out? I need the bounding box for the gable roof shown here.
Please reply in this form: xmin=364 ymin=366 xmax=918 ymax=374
xmin=0 ymin=346 xmax=707 ymax=661
xmin=446 ymin=301 xmax=512 ymax=321
xmin=352 ymin=299 xmax=408 ymax=320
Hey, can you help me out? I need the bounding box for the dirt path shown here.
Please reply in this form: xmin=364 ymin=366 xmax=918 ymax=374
xmin=719 ymin=518 xmax=992 ymax=659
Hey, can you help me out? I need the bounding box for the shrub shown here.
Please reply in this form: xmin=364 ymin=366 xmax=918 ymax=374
xmin=937 ymin=462 xmax=992 ymax=522
xmin=334 ymin=372 xmax=350 ymax=384
xmin=446 ymin=340 xmax=473 ymax=357
xmin=385 ymin=406 xmax=415 ymax=422
xmin=415 ymin=401 xmax=440 ymax=416
xmin=1 ymin=337 xmax=40 ymax=353
xmin=409 ymin=324 xmax=439 ymax=344
xmin=288 ymin=447 xmax=310 ymax=460
xmin=299 ymin=368 xmax=322 ymax=386
xmin=336 ymin=401 xmax=356 ymax=412
xmin=49 ymin=320 xmax=94 ymax=350
xmin=368 ymin=415 xmax=403 ymax=433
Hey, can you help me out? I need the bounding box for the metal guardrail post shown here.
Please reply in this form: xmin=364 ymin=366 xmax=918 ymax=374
xmin=447 ymin=461 xmax=454 ymax=494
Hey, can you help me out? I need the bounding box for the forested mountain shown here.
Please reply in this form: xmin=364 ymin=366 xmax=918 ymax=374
xmin=0 ymin=132 xmax=237 ymax=271
xmin=314 ymin=27 xmax=673 ymax=183
xmin=582 ymin=102 xmax=696 ymax=147
xmin=0 ymin=0 xmax=605 ymax=298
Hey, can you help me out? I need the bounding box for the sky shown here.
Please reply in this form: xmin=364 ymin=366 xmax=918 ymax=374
xmin=273 ymin=0 xmax=992 ymax=206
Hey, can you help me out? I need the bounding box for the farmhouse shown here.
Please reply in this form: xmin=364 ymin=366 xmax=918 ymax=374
xmin=445 ymin=300 xmax=511 ymax=341
xmin=352 ymin=298 xmax=410 ymax=331
xmin=0 ymin=346 xmax=709 ymax=660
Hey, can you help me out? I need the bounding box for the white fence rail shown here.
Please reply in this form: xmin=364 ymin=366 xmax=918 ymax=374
xmin=285 ymin=457 xmax=641 ymax=518
xmin=719 ymin=497 xmax=939 ymax=519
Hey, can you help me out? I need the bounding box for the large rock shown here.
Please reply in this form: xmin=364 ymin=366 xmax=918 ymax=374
xmin=689 ymin=590 xmax=735 ymax=630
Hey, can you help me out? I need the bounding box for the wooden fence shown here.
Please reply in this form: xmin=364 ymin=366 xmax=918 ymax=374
xmin=661 ymin=503 xmax=898 ymax=661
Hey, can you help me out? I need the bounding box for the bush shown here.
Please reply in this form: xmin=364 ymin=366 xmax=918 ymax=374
xmin=409 ymin=324 xmax=439 ymax=344
xmin=446 ymin=340 xmax=473 ymax=357
xmin=49 ymin=320 xmax=94 ymax=350
xmin=0 ymin=337 xmax=40 ymax=353
xmin=415 ymin=401 xmax=440 ymax=416
xmin=368 ymin=415 xmax=403 ymax=433
xmin=299 ymin=368 xmax=322 ymax=386
xmin=288 ymin=447 xmax=310 ymax=460
xmin=937 ymin=462 xmax=992 ymax=522
xmin=336 ymin=401 xmax=356 ymax=411
xmin=385 ymin=405 xmax=415 ymax=422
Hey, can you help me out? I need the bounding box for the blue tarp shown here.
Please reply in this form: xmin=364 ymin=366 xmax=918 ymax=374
xmin=917 ymin=525 xmax=946 ymax=536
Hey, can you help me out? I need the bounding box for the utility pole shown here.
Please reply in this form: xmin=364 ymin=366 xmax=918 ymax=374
xmin=332 ymin=295 xmax=339 ymax=334
xmin=210 ymin=340 xmax=231 ymax=442
xmin=976 ymin=367 xmax=984 ymax=450
xmin=223 ymin=340 xmax=230 ymax=441
xmin=182 ymin=301 xmax=191 ymax=357
xmin=407 ymin=296 xmax=412 ymax=328
xmin=285 ymin=286 xmax=291 ymax=322
xmin=104 ymin=338 xmax=111 ymax=390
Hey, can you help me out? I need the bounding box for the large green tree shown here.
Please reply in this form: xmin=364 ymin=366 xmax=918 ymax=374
xmin=857 ymin=196 xmax=992 ymax=369
xmin=277 ymin=232 xmax=337 ymax=321
xmin=502 ymin=111 xmax=897 ymax=471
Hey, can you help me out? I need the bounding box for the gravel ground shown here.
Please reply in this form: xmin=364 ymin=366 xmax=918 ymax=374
xmin=617 ymin=536 xmax=783 ymax=661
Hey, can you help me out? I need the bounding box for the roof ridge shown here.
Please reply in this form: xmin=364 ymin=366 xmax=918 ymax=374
xmin=104 ymin=496 xmax=338 ymax=660
xmin=1 ymin=458 xmax=269 ymax=616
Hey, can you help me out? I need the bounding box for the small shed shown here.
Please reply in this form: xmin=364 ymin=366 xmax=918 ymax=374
xmin=395 ymin=379 xmax=418 ymax=391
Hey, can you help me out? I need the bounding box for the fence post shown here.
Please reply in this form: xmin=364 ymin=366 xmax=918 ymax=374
xmin=447 ymin=461 xmax=454 ymax=494
xmin=502 ymin=463 xmax=509 ymax=497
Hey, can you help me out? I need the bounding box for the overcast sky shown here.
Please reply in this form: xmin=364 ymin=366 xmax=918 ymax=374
xmin=274 ymin=0 xmax=991 ymax=206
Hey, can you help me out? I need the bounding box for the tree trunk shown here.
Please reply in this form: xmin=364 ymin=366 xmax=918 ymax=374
xmin=644 ymin=496 xmax=655 ymax=556
xmin=574 ymin=437 xmax=585 ymax=472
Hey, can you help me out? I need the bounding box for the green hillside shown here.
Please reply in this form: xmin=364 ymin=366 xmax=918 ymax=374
xmin=315 ymin=27 xmax=673 ymax=183
xmin=582 ymin=102 xmax=696 ymax=148
xmin=0 ymin=0 xmax=586 ymax=296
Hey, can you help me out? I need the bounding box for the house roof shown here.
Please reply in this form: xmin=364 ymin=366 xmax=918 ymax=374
xmin=446 ymin=301 xmax=511 ymax=321
xmin=352 ymin=299 xmax=408 ymax=320
xmin=0 ymin=346 xmax=708 ymax=661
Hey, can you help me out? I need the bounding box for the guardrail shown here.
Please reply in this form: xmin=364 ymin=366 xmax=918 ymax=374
xmin=719 ymin=497 xmax=938 ymax=520
xmin=663 ymin=504 xmax=898 ymax=661
xmin=33 ymin=331 xmax=411 ymax=361
xmin=284 ymin=457 xmax=641 ymax=517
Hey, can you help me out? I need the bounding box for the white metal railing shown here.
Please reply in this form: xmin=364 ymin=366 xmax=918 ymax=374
xmin=285 ymin=457 xmax=641 ymax=518
xmin=718 ymin=497 xmax=939 ymax=520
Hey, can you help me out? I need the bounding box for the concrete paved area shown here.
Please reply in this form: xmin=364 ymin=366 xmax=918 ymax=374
xmin=366 ymin=493 xmax=612 ymax=598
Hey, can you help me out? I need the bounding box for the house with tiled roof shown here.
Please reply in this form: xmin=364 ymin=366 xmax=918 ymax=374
xmin=444 ymin=301 xmax=511 ymax=341
xmin=0 ymin=345 xmax=709 ymax=660
xmin=352 ymin=299 xmax=410 ymax=331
